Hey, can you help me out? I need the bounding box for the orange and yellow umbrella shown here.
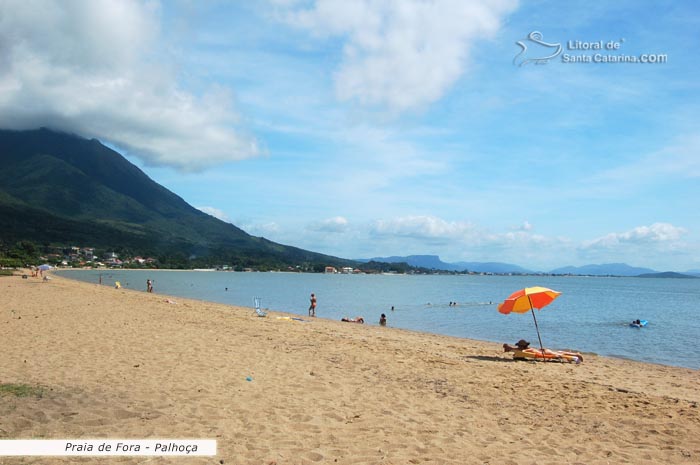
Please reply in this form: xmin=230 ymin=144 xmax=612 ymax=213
xmin=498 ymin=286 xmax=561 ymax=353
xmin=498 ymin=286 xmax=561 ymax=314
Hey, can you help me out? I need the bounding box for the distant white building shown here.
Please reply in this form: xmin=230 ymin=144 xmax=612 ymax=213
xmin=103 ymin=252 xmax=121 ymax=267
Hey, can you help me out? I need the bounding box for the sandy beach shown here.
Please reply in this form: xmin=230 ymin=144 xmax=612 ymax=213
xmin=1 ymin=272 xmax=699 ymax=465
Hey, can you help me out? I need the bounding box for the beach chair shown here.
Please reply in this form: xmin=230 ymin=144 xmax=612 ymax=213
xmin=253 ymin=297 xmax=267 ymax=317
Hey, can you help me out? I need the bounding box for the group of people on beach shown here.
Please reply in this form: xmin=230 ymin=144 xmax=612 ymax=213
xmin=309 ymin=292 xmax=389 ymax=326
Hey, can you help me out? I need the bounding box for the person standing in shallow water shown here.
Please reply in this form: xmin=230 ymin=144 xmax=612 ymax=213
xmin=146 ymin=279 xmax=153 ymax=293
xmin=309 ymin=293 xmax=317 ymax=317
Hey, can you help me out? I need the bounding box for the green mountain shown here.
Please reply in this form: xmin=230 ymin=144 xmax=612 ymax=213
xmin=549 ymin=263 xmax=657 ymax=276
xmin=636 ymin=272 xmax=697 ymax=279
xmin=0 ymin=128 xmax=353 ymax=268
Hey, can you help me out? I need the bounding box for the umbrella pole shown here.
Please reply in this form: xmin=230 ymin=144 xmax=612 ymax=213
xmin=527 ymin=296 xmax=546 ymax=360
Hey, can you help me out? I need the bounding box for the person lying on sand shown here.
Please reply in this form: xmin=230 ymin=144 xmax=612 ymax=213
xmin=503 ymin=339 xmax=584 ymax=362
xmin=503 ymin=339 xmax=531 ymax=351
xmin=341 ymin=316 xmax=365 ymax=324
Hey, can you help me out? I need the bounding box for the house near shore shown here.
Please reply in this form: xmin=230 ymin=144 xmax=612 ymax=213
xmin=103 ymin=252 xmax=122 ymax=268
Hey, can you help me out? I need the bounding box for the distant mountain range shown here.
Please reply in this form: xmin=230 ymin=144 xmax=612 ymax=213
xmin=360 ymin=255 xmax=533 ymax=274
xmin=0 ymin=128 xmax=354 ymax=268
xmin=637 ymin=272 xmax=698 ymax=279
xmin=548 ymin=263 xmax=657 ymax=276
xmin=362 ymin=255 xmax=697 ymax=277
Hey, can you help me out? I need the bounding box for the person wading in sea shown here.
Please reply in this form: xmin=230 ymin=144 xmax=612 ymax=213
xmin=309 ymin=293 xmax=317 ymax=317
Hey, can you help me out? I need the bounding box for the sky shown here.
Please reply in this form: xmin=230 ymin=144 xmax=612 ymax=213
xmin=1 ymin=0 xmax=698 ymax=271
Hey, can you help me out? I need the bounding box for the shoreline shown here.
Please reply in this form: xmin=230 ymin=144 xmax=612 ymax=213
xmin=56 ymin=268 xmax=699 ymax=371
xmin=2 ymin=272 xmax=699 ymax=464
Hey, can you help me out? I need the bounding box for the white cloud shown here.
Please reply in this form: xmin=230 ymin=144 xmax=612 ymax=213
xmin=309 ymin=216 xmax=351 ymax=233
xmin=371 ymin=215 xmax=476 ymax=240
xmin=197 ymin=206 xmax=230 ymax=222
xmin=280 ymin=0 xmax=517 ymax=111
xmin=575 ymin=223 xmax=694 ymax=270
xmin=582 ymin=223 xmax=688 ymax=249
xmin=510 ymin=220 xmax=533 ymax=231
xmin=368 ymin=216 xmax=557 ymax=250
xmin=251 ymin=213 xmax=695 ymax=270
xmin=0 ymin=0 xmax=259 ymax=170
xmin=356 ymin=215 xmax=569 ymax=267
xmin=241 ymin=221 xmax=281 ymax=238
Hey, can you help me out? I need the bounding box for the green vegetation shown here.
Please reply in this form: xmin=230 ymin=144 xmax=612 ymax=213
xmin=0 ymin=128 xmax=356 ymax=271
xmin=0 ymin=383 xmax=44 ymax=398
xmin=0 ymin=129 xmax=458 ymax=274
xmin=358 ymin=260 xmax=436 ymax=274
xmin=0 ymin=239 xmax=45 ymax=268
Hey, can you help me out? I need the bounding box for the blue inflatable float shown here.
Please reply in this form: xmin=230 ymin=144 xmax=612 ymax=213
xmin=630 ymin=319 xmax=648 ymax=328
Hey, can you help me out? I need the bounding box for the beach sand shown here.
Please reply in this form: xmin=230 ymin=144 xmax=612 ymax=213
xmin=1 ymin=273 xmax=699 ymax=465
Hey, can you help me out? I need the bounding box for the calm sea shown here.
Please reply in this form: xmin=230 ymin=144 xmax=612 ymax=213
xmin=58 ymin=270 xmax=700 ymax=370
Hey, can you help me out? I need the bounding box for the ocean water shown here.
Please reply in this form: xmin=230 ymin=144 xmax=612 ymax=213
xmin=58 ymin=270 xmax=700 ymax=370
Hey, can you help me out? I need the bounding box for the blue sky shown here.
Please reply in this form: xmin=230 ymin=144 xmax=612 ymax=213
xmin=1 ymin=0 xmax=698 ymax=271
